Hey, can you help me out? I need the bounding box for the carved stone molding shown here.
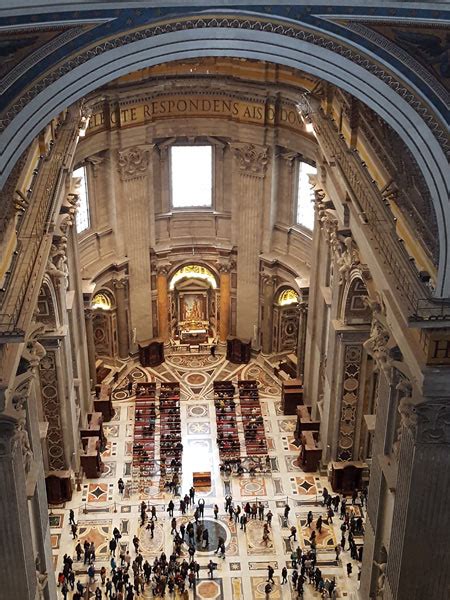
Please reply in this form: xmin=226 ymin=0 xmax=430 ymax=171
xmin=232 ymin=143 xmax=269 ymax=177
xmin=86 ymin=153 xmax=105 ymax=178
xmin=117 ymin=146 xmax=149 ymax=181
xmin=415 ymin=400 xmax=450 ymax=445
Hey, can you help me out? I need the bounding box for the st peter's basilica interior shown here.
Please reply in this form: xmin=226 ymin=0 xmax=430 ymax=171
xmin=0 ymin=3 xmax=449 ymax=600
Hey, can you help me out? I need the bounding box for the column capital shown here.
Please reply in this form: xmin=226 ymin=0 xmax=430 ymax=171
xmin=261 ymin=273 xmax=277 ymax=288
xmin=117 ymin=146 xmax=150 ymax=181
xmin=231 ymin=143 xmax=269 ymax=178
xmin=112 ymin=277 xmax=128 ymax=290
xmin=218 ymin=261 xmax=235 ymax=274
xmin=156 ymin=264 xmax=171 ymax=277
xmin=84 ymin=308 xmax=94 ymax=320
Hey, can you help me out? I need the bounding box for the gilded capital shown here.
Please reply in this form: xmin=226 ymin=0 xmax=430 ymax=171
xmin=118 ymin=146 xmax=149 ymax=181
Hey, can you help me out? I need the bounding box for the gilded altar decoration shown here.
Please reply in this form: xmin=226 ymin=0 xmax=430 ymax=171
xmin=277 ymin=288 xmax=299 ymax=306
xmin=169 ymin=264 xmax=217 ymax=290
xmin=91 ymin=292 xmax=113 ymax=311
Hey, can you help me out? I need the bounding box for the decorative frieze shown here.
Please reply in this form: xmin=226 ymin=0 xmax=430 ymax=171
xmin=117 ymin=146 xmax=149 ymax=180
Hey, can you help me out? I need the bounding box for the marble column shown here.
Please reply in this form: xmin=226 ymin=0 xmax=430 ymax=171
xmin=0 ymin=416 xmax=37 ymax=600
xmin=232 ymin=143 xmax=269 ymax=342
xmin=113 ymin=278 xmax=129 ymax=359
xmin=156 ymin=265 xmax=170 ymax=343
xmin=261 ymin=274 xmax=276 ymax=354
xmin=296 ymin=296 xmax=309 ymax=379
xmin=84 ymin=309 xmax=96 ymax=390
xmin=218 ymin=263 xmax=232 ymax=343
xmin=118 ymin=146 xmax=153 ymax=346
xmin=383 ymin=391 xmax=450 ymax=600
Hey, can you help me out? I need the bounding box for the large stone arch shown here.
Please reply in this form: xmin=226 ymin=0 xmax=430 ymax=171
xmin=0 ymin=17 xmax=448 ymax=295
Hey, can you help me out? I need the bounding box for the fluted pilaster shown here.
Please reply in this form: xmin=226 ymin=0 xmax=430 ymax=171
xmin=0 ymin=416 xmax=37 ymax=600
xmin=113 ymin=278 xmax=129 ymax=358
xmin=232 ymin=143 xmax=269 ymax=342
xmin=261 ymin=274 xmax=276 ymax=354
xmin=118 ymin=146 xmax=153 ymax=344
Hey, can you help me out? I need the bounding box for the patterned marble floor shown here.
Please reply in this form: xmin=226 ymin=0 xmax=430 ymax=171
xmin=50 ymin=353 xmax=362 ymax=599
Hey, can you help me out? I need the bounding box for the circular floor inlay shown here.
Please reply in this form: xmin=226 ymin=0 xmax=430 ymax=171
xmin=112 ymin=390 xmax=128 ymax=401
xmin=185 ymin=372 xmax=208 ymax=386
xmin=183 ymin=519 xmax=229 ymax=553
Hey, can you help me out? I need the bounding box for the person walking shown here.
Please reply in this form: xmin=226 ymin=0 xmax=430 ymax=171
xmin=117 ymin=478 xmax=125 ymax=494
xmin=71 ymin=522 xmax=78 ymax=540
xmin=213 ymin=504 xmax=219 ymax=519
xmin=288 ymin=525 xmax=297 ymax=541
xmin=267 ymin=564 xmax=275 ymax=584
xmin=281 ymin=566 xmax=288 ymax=584
xmin=69 ymin=509 xmax=76 ymax=526
xmin=208 ymin=560 xmax=215 ymax=579
xmin=109 ymin=538 xmax=117 ymax=556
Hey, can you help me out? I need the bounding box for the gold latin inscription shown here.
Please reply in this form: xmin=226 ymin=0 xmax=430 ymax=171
xmin=87 ymin=95 xmax=305 ymax=135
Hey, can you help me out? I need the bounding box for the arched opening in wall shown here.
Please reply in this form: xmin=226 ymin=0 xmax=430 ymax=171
xmin=342 ymin=277 xmax=372 ymax=326
xmin=168 ymin=264 xmax=219 ymax=346
xmin=273 ymin=287 xmax=299 ymax=355
xmin=90 ymin=289 xmax=118 ymax=359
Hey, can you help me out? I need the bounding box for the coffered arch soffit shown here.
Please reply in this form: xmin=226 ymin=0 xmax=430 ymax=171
xmin=0 ymin=11 xmax=448 ymax=294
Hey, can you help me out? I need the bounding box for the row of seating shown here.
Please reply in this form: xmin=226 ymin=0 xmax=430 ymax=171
xmin=214 ymin=380 xmax=241 ymax=460
xmin=132 ymin=382 xmax=157 ymax=477
xmin=238 ymin=380 xmax=268 ymax=456
xmin=159 ymin=382 xmax=182 ymax=467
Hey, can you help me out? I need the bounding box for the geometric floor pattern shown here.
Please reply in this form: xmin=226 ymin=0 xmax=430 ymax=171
xmin=51 ymin=353 xmax=362 ymax=599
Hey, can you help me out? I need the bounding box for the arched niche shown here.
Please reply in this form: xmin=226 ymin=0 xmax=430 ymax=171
xmin=168 ymin=263 xmax=219 ymax=343
xmin=36 ymin=276 xmax=61 ymax=332
xmin=272 ymin=286 xmax=300 ymax=353
xmin=90 ymin=288 xmax=118 ymax=358
xmin=341 ymin=276 xmax=372 ymax=326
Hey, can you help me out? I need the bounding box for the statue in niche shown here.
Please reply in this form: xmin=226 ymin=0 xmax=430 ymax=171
xmin=18 ymin=417 xmax=33 ymax=474
xmin=373 ymin=561 xmax=386 ymax=598
xmin=363 ymin=320 xmax=391 ymax=371
xmin=47 ymin=239 xmax=69 ymax=284
xmin=336 ymin=237 xmax=359 ymax=283
xmin=392 ymin=380 xmax=414 ymax=457
xmin=36 ymin=569 xmax=48 ymax=599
